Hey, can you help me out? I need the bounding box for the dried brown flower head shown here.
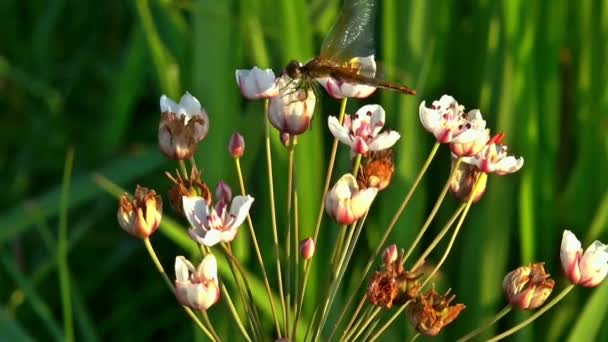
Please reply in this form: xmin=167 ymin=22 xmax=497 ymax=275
xmin=117 ymin=185 xmax=162 ymax=239
xmin=166 ymin=166 xmax=212 ymax=217
xmin=357 ymin=150 xmax=395 ymax=191
xmin=407 ymin=288 xmax=466 ymax=336
xmin=367 ymin=247 xmax=423 ymax=309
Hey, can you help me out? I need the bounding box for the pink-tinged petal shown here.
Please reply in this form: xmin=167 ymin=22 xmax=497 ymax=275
xmin=561 ymin=230 xmax=583 ymax=282
xmin=579 ymin=241 xmax=608 ymax=287
xmin=215 ymin=181 xmax=232 ymax=203
xmin=353 ymin=137 xmax=369 ymax=154
xmin=183 ymin=196 xmax=211 ymax=230
xmin=317 ymin=77 xmax=343 ymax=99
xmin=285 ymin=113 xmax=312 ymax=135
xmin=358 ymin=104 xmax=385 ymax=135
xmin=418 ymin=100 xmax=441 ymax=133
xmin=339 ymin=82 xmax=376 ymax=98
xmin=236 ymin=67 xmax=279 ymax=99
xmin=175 ymin=256 xmax=194 ymax=282
xmin=349 ymin=188 xmax=378 ymax=219
xmin=493 ymin=156 xmax=524 ymax=175
xmin=451 ymin=126 xmax=488 ymax=144
xmin=368 ymin=131 xmax=401 ymax=151
xmin=334 ymin=201 xmax=356 ymax=225
xmin=328 ymin=116 xmax=353 ymax=145
xmin=199 ymin=254 xmax=218 ymax=280
xmin=228 ymin=195 xmax=254 ymax=229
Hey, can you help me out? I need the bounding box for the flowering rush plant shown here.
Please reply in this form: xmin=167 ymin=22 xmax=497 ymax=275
xmin=106 ymin=67 xmax=608 ymax=341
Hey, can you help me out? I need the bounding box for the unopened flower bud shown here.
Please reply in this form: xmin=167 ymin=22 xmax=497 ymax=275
xmin=383 ymin=244 xmax=398 ymax=266
xmin=228 ymin=132 xmax=245 ymax=158
xmin=268 ymin=76 xmax=315 ymax=135
xmin=280 ymin=132 xmax=291 ymax=148
xmin=300 ymin=238 xmax=315 ymax=260
xmin=117 ymin=186 xmax=162 ymax=239
xmin=503 ymin=262 xmax=554 ymax=310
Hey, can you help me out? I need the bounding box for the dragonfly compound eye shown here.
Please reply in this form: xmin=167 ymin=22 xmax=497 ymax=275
xmin=285 ymin=60 xmax=302 ymax=79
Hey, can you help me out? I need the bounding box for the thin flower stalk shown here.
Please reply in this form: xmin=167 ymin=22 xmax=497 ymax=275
xmin=348 ymin=306 xmax=383 ymax=341
xmin=285 ymin=135 xmax=296 ymax=336
xmin=143 ymin=238 xmax=216 ymax=341
xmin=314 ymin=210 xmax=370 ymax=340
xmin=233 ymin=156 xmax=282 ymax=336
xmin=456 ymin=305 xmax=512 ymax=342
xmin=332 ymin=142 xmax=441 ymax=338
xmin=264 ymin=98 xmax=287 ymax=334
xmin=486 ymin=285 xmax=576 ymax=341
xmin=420 ymin=178 xmax=481 ymax=288
xmin=403 ymin=158 xmax=463 ymax=266
xmin=367 ymin=301 xmax=412 ymax=341
xmin=295 ymin=97 xmax=349 ymax=333
xmin=412 ymin=203 xmax=467 ymax=270
xmin=220 ymin=244 xmax=264 ymax=341
xmin=220 ymin=281 xmax=252 ymax=342
xmin=291 ymin=186 xmax=301 ymax=339
xmin=342 ymin=304 xmax=373 ymax=341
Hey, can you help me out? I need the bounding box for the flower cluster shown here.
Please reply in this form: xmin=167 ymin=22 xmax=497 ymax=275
xmin=111 ymin=59 xmax=604 ymax=342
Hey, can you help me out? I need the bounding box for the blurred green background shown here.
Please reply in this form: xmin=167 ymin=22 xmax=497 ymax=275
xmin=1 ymin=0 xmax=607 ymax=341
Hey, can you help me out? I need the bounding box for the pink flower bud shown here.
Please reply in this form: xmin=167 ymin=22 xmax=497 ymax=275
xmin=228 ymin=132 xmax=245 ymax=158
xmin=325 ymin=174 xmax=377 ymax=225
xmin=300 ymin=238 xmax=315 ymax=260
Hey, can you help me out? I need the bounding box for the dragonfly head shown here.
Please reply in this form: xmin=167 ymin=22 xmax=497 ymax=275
xmin=285 ymin=60 xmax=303 ymax=79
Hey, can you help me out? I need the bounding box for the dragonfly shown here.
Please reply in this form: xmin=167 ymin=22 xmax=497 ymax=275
xmin=284 ymin=0 xmax=416 ymax=96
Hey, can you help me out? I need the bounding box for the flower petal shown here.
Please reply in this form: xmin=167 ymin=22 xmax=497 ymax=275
xmin=179 ymin=92 xmax=202 ymax=116
xmin=160 ymin=94 xmax=178 ymax=113
xmin=228 ymin=195 xmax=255 ymax=229
xmin=183 ymin=196 xmax=211 ymax=230
xmin=328 ymin=116 xmax=353 ymax=145
xmin=175 ymin=256 xmax=194 ymax=282
xmin=199 ymin=254 xmax=218 ymax=280
xmin=368 ymin=131 xmax=401 ymax=151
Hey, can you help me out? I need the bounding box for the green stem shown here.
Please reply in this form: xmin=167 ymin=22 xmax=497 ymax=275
xmin=334 ymin=142 xmax=440 ymax=338
xmin=220 ymin=282 xmax=252 ymax=342
xmin=298 ymin=98 xmax=348 ymax=335
xmin=221 ymin=244 xmax=264 ymax=341
xmin=456 ymin=305 xmax=511 ymax=342
xmin=58 ymin=149 xmax=75 ymax=342
xmin=234 ymin=157 xmax=282 ymax=337
xmin=314 ymin=210 xmax=369 ymax=340
xmin=264 ymin=98 xmax=287 ymax=335
xmin=348 ymin=306 xmax=382 ymax=341
xmin=285 ymin=136 xmax=296 ymax=336
xmin=402 ymin=157 xmax=462 ymax=266
xmin=412 ymin=203 xmax=466 ymax=271
xmin=178 ymin=160 xmax=188 ymax=179
xmin=486 ymin=285 xmax=575 ymax=342
xmin=143 ymin=238 xmax=216 ymax=341
xmin=367 ymin=301 xmax=411 ymax=341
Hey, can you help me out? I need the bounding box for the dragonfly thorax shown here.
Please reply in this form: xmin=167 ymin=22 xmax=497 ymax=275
xmin=285 ymin=60 xmax=304 ymax=79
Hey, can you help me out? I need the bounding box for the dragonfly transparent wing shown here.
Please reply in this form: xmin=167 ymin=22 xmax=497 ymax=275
xmin=319 ymin=0 xmax=376 ymax=61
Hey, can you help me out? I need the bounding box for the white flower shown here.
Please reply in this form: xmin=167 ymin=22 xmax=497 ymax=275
xmin=325 ymin=174 xmax=377 ymax=225
xmin=158 ymin=92 xmax=209 ymax=160
xmin=174 ymin=254 xmax=220 ymax=310
xmin=316 ymin=56 xmax=377 ymax=99
xmin=268 ymin=75 xmax=316 ymax=135
xmin=183 ymin=182 xmax=254 ymax=246
xmin=328 ymin=104 xmax=400 ymax=154
xmin=235 ymin=67 xmax=279 ymax=99
xmin=419 ymin=95 xmax=487 ymax=145
xmin=460 ymin=133 xmax=524 ymax=175
xmin=560 ymin=230 xmax=608 ymax=287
